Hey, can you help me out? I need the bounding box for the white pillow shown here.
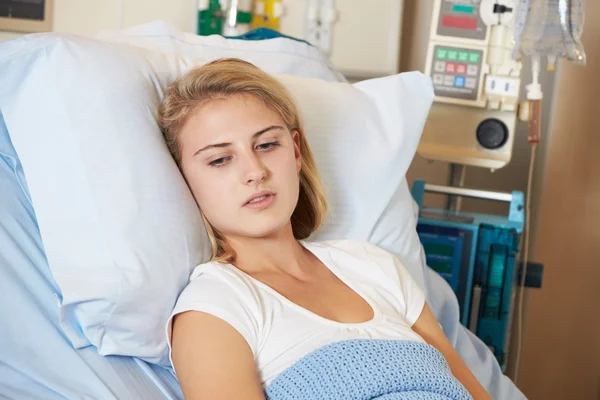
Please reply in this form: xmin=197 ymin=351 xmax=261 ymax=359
xmin=284 ymin=74 xmax=432 ymax=292
xmin=96 ymin=20 xmax=346 ymax=83
xmin=0 ymin=35 xmax=210 ymax=366
xmin=0 ymin=32 xmax=433 ymax=366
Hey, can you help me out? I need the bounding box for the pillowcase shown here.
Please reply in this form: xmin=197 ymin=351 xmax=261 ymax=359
xmin=0 ymin=32 xmax=432 ymax=366
xmin=0 ymin=35 xmax=210 ymax=366
xmin=283 ymin=73 xmax=432 ymax=293
xmin=96 ymin=20 xmax=346 ymax=82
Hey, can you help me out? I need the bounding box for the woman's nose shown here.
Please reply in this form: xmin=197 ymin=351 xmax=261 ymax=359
xmin=244 ymin=154 xmax=267 ymax=185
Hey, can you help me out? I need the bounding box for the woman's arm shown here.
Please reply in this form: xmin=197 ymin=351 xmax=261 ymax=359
xmin=171 ymin=311 xmax=266 ymax=400
xmin=412 ymin=303 xmax=492 ymax=400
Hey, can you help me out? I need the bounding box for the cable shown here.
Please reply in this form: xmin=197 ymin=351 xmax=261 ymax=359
xmin=513 ymin=142 xmax=537 ymax=385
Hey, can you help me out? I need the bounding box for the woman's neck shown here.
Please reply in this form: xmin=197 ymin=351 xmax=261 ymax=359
xmin=225 ymin=223 xmax=313 ymax=279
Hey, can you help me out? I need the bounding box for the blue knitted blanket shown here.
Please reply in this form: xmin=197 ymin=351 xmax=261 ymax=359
xmin=264 ymin=340 xmax=473 ymax=400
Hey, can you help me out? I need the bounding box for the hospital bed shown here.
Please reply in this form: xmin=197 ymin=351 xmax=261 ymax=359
xmin=0 ymin=22 xmax=525 ymax=399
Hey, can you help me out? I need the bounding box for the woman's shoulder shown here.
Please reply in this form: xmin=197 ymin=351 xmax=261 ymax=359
xmin=171 ymin=261 xmax=265 ymax=357
xmin=178 ymin=261 xmax=263 ymax=310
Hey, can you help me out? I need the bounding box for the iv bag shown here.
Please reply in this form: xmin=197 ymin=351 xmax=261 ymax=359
xmin=512 ymin=0 xmax=586 ymax=65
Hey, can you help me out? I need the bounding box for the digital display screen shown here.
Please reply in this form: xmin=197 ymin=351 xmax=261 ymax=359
xmin=0 ymin=0 xmax=45 ymax=21
xmin=428 ymin=260 xmax=454 ymax=274
xmin=442 ymin=15 xmax=477 ymax=30
xmin=452 ymin=4 xmax=474 ymax=13
xmin=424 ymin=243 xmax=455 ymax=257
xmin=437 ymin=1 xmax=486 ymax=40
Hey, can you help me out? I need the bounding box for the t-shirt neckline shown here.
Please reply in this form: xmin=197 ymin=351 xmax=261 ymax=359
xmin=225 ymin=240 xmax=382 ymax=328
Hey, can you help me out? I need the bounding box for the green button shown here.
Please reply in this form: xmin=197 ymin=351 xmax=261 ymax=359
xmin=458 ymin=51 xmax=469 ymax=62
xmin=452 ymin=4 xmax=474 ymax=13
xmin=469 ymin=52 xmax=481 ymax=63
xmin=436 ymin=47 xmax=448 ymax=59
xmin=447 ymin=50 xmax=458 ymax=61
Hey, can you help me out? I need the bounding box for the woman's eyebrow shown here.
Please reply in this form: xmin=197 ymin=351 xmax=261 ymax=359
xmin=251 ymin=125 xmax=285 ymax=139
xmin=193 ymin=125 xmax=285 ymax=156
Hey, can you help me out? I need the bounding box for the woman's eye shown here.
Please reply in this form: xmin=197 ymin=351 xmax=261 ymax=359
xmin=208 ymin=156 xmax=231 ymax=167
xmin=257 ymin=141 xmax=280 ymax=151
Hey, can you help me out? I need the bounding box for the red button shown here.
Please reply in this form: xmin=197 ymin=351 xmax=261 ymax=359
xmin=445 ymin=62 xmax=456 ymax=73
xmin=456 ymin=64 xmax=467 ymax=74
xmin=442 ymin=15 xmax=477 ymax=30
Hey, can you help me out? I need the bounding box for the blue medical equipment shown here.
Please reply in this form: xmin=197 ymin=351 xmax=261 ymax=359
xmin=412 ymin=180 xmax=524 ymax=369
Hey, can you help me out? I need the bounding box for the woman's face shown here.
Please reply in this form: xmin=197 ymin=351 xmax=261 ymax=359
xmin=179 ymin=94 xmax=302 ymax=240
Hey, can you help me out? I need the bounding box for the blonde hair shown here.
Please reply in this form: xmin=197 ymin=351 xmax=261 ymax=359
xmin=158 ymin=58 xmax=328 ymax=263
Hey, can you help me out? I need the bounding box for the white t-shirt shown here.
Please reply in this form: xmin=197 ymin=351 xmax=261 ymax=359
xmin=167 ymin=239 xmax=426 ymax=388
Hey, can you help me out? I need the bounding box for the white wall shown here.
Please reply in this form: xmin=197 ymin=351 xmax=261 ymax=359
xmin=1 ymin=0 xmax=404 ymax=79
xmin=0 ymin=0 xmax=196 ymax=41
xmin=0 ymin=30 xmax=22 ymax=41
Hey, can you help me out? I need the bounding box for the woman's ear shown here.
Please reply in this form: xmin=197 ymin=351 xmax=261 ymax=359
xmin=292 ymin=130 xmax=302 ymax=173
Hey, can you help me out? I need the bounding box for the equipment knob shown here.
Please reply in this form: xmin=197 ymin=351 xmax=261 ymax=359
xmin=476 ymin=118 xmax=508 ymax=149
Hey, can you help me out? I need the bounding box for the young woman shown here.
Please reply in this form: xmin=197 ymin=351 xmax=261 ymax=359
xmin=158 ymin=58 xmax=491 ymax=400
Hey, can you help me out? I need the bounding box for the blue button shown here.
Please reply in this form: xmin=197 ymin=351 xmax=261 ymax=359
xmin=454 ymin=76 xmax=465 ymax=87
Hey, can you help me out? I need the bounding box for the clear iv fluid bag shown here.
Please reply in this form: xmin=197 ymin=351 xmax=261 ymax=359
xmin=512 ymin=0 xmax=586 ymax=65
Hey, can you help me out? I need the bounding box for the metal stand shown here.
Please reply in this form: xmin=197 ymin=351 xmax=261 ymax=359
xmin=446 ymin=163 xmax=467 ymax=212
